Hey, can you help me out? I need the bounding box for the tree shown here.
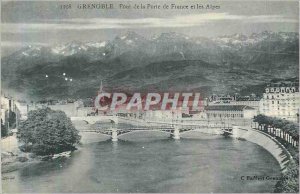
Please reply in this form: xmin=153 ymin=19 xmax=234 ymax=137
xmin=254 ymin=114 xmax=299 ymax=146
xmin=254 ymin=114 xmax=267 ymax=130
xmin=18 ymin=108 xmax=81 ymax=155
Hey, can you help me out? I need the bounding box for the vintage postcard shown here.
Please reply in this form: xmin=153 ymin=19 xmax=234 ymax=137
xmin=1 ymin=0 xmax=299 ymax=193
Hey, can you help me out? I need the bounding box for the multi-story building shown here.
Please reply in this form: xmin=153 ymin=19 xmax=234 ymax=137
xmin=260 ymin=80 xmax=299 ymax=122
xmin=207 ymin=94 xmax=261 ymax=113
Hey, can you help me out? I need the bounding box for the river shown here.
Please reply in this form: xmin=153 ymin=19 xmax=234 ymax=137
xmin=2 ymin=131 xmax=281 ymax=193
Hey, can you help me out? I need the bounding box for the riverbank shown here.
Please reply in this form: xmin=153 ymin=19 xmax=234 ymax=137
xmin=2 ymin=152 xmax=39 ymax=174
xmin=1 ymin=134 xmax=18 ymax=153
xmin=78 ymin=124 xmax=292 ymax=170
xmin=231 ymin=126 xmax=293 ymax=171
xmin=1 ymin=135 xmax=29 ymax=174
xmin=180 ymin=125 xmax=293 ymax=171
xmin=1 ymin=134 xmax=74 ymax=176
xmin=2 ymin=126 xmax=293 ymax=187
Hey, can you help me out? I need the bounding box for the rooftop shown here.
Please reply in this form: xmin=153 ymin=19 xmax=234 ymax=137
xmin=205 ymin=105 xmax=255 ymax=111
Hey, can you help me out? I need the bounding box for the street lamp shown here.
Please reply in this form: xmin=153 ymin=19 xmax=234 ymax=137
xmin=63 ymin=73 xmax=66 ymax=76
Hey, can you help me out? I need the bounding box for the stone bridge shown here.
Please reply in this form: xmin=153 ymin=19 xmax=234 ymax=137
xmin=71 ymin=116 xmax=293 ymax=172
xmin=71 ymin=116 xmax=226 ymax=141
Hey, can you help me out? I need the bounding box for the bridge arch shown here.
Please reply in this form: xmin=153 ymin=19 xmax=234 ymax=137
xmin=71 ymin=116 xmax=119 ymax=125
xmin=179 ymin=130 xmax=193 ymax=135
xmin=117 ymin=130 xmax=172 ymax=138
xmin=81 ymin=120 xmax=90 ymax=124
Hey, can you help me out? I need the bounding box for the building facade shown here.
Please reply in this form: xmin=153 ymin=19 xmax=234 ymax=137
xmin=142 ymin=109 xmax=182 ymax=121
xmin=260 ymin=80 xmax=299 ymax=122
xmin=205 ymin=105 xmax=257 ymax=119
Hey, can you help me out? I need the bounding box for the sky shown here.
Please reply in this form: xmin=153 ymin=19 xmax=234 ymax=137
xmin=1 ymin=0 xmax=299 ymax=56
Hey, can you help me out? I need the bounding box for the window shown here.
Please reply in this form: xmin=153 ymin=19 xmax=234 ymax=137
xmin=272 ymin=101 xmax=274 ymax=104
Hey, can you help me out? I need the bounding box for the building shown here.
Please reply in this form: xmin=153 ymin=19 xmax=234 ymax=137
xmin=205 ymin=105 xmax=257 ymax=120
xmin=186 ymin=110 xmax=207 ymax=119
xmin=208 ymin=94 xmax=235 ymax=104
xmin=260 ymin=80 xmax=299 ymax=122
xmin=14 ymin=101 xmax=29 ymax=120
xmin=207 ymin=94 xmax=261 ymax=113
xmin=143 ymin=109 xmax=182 ymax=121
xmin=0 ymin=95 xmax=24 ymax=131
xmin=48 ymin=103 xmax=78 ymax=117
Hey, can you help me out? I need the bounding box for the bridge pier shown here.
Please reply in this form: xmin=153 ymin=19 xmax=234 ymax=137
xmin=113 ymin=116 xmax=119 ymax=124
xmin=172 ymin=127 xmax=180 ymax=140
xmin=111 ymin=129 xmax=118 ymax=142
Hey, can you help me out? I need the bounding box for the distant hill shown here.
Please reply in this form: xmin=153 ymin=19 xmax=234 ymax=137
xmin=1 ymin=31 xmax=298 ymax=100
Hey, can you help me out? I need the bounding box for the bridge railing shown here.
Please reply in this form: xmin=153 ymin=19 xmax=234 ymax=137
xmin=75 ymin=115 xmax=231 ymax=132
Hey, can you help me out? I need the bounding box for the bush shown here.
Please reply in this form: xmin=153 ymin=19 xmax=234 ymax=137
xmin=274 ymin=162 xmax=299 ymax=193
xmin=18 ymin=108 xmax=81 ymax=155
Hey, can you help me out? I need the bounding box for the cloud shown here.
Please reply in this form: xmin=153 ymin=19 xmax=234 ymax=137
xmin=245 ymin=15 xmax=298 ymax=23
xmin=1 ymin=13 xmax=297 ymax=33
xmin=1 ymin=41 xmax=49 ymax=47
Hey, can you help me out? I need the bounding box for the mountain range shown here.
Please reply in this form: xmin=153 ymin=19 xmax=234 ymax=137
xmin=1 ymin=31 xmax=299 ymax=101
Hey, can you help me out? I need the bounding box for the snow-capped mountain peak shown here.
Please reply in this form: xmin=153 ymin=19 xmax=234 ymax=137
xmin=51 ymin=41 xmax=88 ymax=56
xmin=85 ymin=41 xmax=107 ymax=48
xmin=153 ymin=32 xmax=190 ymax=42
xmin=6 ymin=31 xmax=298 ymax=60
xmin=213 ymin=31 xmax=298 ymax=49
xmin=115 ymin=31 xmax=146 ymax=44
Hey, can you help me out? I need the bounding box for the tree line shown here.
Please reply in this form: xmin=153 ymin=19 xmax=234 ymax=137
xmin=253 ymin=114 xmax=299 ymax=147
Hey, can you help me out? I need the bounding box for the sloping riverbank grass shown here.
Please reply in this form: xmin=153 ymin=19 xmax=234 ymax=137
xmin=274 ymin=138 xmax=299 ymax=193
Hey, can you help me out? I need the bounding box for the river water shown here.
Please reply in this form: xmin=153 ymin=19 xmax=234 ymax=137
xmin=2 ymin=131 xmax=281 ymax=193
